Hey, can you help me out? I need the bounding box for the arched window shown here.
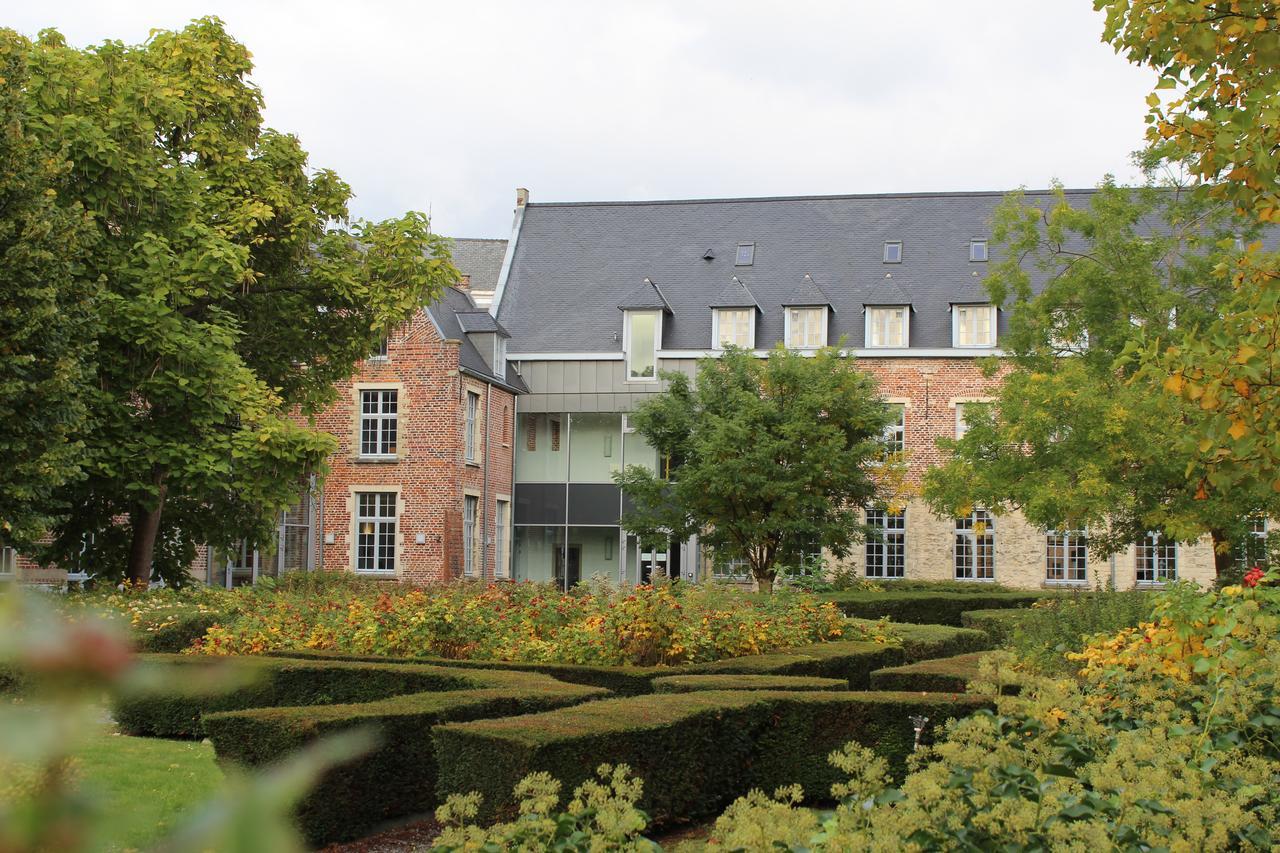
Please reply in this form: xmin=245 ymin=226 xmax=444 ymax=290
xmin=955 ymin=509 xmax=994 ymax=580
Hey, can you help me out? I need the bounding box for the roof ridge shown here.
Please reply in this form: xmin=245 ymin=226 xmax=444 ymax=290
xmin=524 ymin=188 xmax=1099 ymax=209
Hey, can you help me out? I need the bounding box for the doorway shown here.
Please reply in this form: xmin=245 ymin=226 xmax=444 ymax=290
xmin=555 ymin=544 xmax=582 ymax=591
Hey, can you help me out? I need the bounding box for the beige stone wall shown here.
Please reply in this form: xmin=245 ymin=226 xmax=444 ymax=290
xmin=832 ymin=500 xmax=1216 ymax=590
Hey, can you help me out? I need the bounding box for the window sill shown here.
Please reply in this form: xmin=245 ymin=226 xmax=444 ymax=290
xmin=954 ymin=576 xmax=998 ymax=583
xmin=354 ymin=456 xmax=400 ymax=464
xmin=465 ymin=459 xmax=481 ymax=468
xmin=354 ymin=570 xmax=398 ymax=578
xmin=1043 ymin=580 xmax=1089 ymax=589
xmin=1136 ymin=581 xmax=1171 ymax=589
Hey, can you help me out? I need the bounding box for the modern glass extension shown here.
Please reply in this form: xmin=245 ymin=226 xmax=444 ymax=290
xmin=512 ymin=411 xmax=701 ymax=590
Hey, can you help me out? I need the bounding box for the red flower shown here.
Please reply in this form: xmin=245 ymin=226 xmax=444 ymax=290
xmin=1244 ymin=566 xmax=1265 ymax=588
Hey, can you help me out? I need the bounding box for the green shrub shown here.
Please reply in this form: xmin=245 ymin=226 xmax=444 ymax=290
xmin=433 ymin=689 xmax=991 ymax=827
xmin=651 ymin=674 xmax=847 ymax=693
xmin=679 ymin=639 xmax=904 ymax=688
xmin=959 ymin=607 xmax=1034 ymax=644
xmin=1004 ymin=589 xmax=1155 ymax=673
xmin=869 ymin=652 xmax=1020 ymax=695
xmin=131 ymin=610 xmax=223 ymax=653
xmin=817 ymin=590 xmax=1054 ymax=625
xmin=875 ymin=621 xmax=994 ymax=662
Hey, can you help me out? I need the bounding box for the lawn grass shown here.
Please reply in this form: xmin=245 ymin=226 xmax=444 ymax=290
xmin=76 ymin=728 xmax=224 ymax=850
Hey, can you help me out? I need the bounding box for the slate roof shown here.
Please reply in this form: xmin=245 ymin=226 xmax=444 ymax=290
xmin=456 ymin=310 xmax=509 ymax=336
xmin=448 ymin=238 xmax=508 ymax=292
xmin=495 ymin=190 xmax=1102 ymax=353
xmin=425 ymin=287 xmax=527 ymax=393
xmin=617 ymin=278 xmax=673 ymax=312
xmin=708 ymin=276 xmax=760 ymax=309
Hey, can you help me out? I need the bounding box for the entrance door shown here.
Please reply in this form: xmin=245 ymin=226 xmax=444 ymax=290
xmin=555 ymin=545 xmax=582 ymax=591
xmin=640 ymin=545 xmax=668 ymax=584
xmin=226 ymin=541 xmax=260 ymax=588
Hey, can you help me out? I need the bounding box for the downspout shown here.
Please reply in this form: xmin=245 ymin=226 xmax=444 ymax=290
xmin=510 ymin=384 xmax=519 ymax=581
xmin=482 ymin=383 xmax=491 ymax=581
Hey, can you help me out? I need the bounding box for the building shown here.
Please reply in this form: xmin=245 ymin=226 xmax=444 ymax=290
xmin=489 ymin=188 xmax=1221 ymax=590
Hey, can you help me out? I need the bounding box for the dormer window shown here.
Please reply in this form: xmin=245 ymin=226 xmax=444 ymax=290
xmin=785 ymin=306 xmax=826 ymax=349
xmin=883 ymin=241 xmax=902 ymax=263
xmin=866 ymin=306 xmax=909 ymax=348
xmin=625 ymin=310 xmax=661 ymax=380
xmin=494 ymin=337 xmax=507 ymax=374
xmin=970 ymin=239 xmax=988 ymax=262
xmin=953 ymin=304 xmax=996 ymax=348
xmin=735 ymin=243 xmax=755 ymax=266
xmin=713 ymin=308 xmax=755 ymax=349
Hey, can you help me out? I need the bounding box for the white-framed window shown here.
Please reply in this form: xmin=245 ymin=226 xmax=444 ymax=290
xmin=785 ymin=306 xmax=826 ymax=349
xmin=1136 ymin=532 xmax=1177 ymax=585
xmin=883 ymin=404 xmax=905 ymax=455
xmin=954 ymin=401 xmax=990 ymax=439
xmin=1046 ymin=530 xmax=1088 ymax=585
xmin=735 ymin=243 xmax=755 ymax=266
xmin=494 ymin=499 xmax=511 ymax=579
xmin=463 ymin=494 xmax=479 ymax=577
xmin=494 ymin=337 xmax=507 ymax=374
xmin=866 ymin=306 xmax=909 ymax=348
xmin=953 ymin=304 xmax=997 ymax=348
xmin=359 ymin=389 xmax=398 ymax=457
xmin=970 ymin=239 xmax=988 ymax=262
xmin=369 ymin=335 xmax=389 ymax=361
xmin=865 ymin=509 xmax=906 ymax=578
xmin=1235 ymin=516 xmax=1269 ymax=571
xmin=464 ymin=390 xmax=481 ymax=462
xmin=713 ymin=308 xmax=755 ymax=349
xmin=883 ymin=241 xmax=902 ymax=263
xmin=0 ymin=547 xmax=15 ymax=579
xmin=355 ymin=491 xmax=397 ymax=573
xmin=711 ymin=555 xmax=752 ymax=582
xmin=955 ymin=509 xmax=995 ymax=580
xmin=625 ymin=310 xmax=661 ymax=381
xmin=1049 ymin=310 xmax=1089 ymax=352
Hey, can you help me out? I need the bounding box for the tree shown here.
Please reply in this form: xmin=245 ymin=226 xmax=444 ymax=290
xmin=9 ymin=20 xmax=456 ymax=584
xmin=0 ymin=30 xmax=97 ymax=550
xmin=614 ymin=346 xmax=896 ymax=593
xmin=922 ymin=179 xmax=1278 ymax=579
xmin=1097 ymin=1 xmax=1280 ymax=504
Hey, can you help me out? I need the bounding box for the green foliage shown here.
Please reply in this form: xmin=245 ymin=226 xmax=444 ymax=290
xmin=433 ymin=689 xmax=990 ymax=827
xmin=3 ymin=20 xmax=454 ymax=584
xmin=434 ymin=764 xmax=659 ymax=852
xmin=868 ymin=652 xmax=1020 ymax=695
xmin=817 ymin=589 xmax=1054 ymax=626
xmin=959 ymin=607 xmax=1034 ymax=645
xmin=0 ymin=30 xmax=96 ymax=549
xmin=1004 ymin=588 xmax=1156 ymax=675
xmin=615 ymin=346 xmax=897 ymax=592
xmin=651 ymin=674 xmax=848 ymax=694
xmin=922 ymin=180 xmax=1276 ymax=571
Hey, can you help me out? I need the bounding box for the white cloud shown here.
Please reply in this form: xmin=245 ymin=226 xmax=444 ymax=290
xmin=10 ymin=1 xmax=1156 ymax=237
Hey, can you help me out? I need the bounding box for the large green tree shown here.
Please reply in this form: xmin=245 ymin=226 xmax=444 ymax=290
xmin=923 ymin=179 xmax=1278 ymax=578
xmin=1097 ymin=1 xmax=1280 ymax=502
xmin=0 ymin=31 xmax=97 ymax=550
xmin=7 ymin=19 xmax=455 ymax=584
xmin=615 ymin=346 xmax=896 ymax=593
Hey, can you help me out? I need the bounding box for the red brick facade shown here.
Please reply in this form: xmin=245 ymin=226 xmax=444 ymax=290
xmin=311 ymin=307 xmax=516 ymax=584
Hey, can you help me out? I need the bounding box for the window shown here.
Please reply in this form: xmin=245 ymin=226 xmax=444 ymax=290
xmin=464 ymin=390 xmax=480 ymax=462
xmin=1046 ymin=530 xmax=1088 ymax=585
xmin=1235 ymin=516 xmax=1269 ymax=571
xmin=970 ymin=239 xmax=988 ymax=262
xmin=1049 ymin=310 xmax=1088 ymax=351
xmin=712 ymin=555 xmax=752 ymax=582
xmin=0 ymin=547 xmax=15 ymax=579
xmin=953 ymin=305 xmax=996 ymax=347
xmin=1136 ymin=532 xmax=1177 ymax=584
xmin=883 ymin=241 xmax=902 ymax=263
xmin=865 ymin=510 xmax=906 ymax=578
xmin=463 ymin=494 xmax=479 ymax=577
xmin=714 ymin=308 xmax=754 ymax=349
xmin=785 ymin=307 xmax=826 ymax=349
xmin=369 ymin=336 xmax=389 ymax=361
xmin=494 ymin=337 xmax=507 ymax=374
xmin=735 ymin=243 xmax=755 ymax=266
xmin=359 ymin=389 xmax=398 ymax=457
xmin=955 ymin=402 xmax=990 ymax=439
xmin=626 ymin=311 xmax=660 ymax=380
xmin=495 ymin=499 xmax=511 ymax=579
xmin=955 ymin=509 xmax=995 ymax=580
xmin=866 ymin=306 xmax=908 ymax=348
xmin=883 ymin=404 xmax=905 ymax=455
xmin=355 ymin=492 xmax=397 ymax=573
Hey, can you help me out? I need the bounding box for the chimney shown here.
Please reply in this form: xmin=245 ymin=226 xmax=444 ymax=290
xmin=515 ymin=187 xmax=530 ymax=208
xmin=457 ymin=273 xmax=471 ymax=291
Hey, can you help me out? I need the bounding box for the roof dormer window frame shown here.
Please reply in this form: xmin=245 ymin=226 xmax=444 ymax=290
xmin=712 ymin=306 xmax=756 ymax=350
xmin=883 ymin=240 xmax=903 ymax=264
xmin=970 ymin=239 xmax=989 ymax=262
xmin=623 ymin=309 xmax=662 ymax=382
xmin=952 ymin=303 xmax=998 ymax=348
xmin=865 ymin=305 xmax=911 ymax=348
xmin=784 ymin=305 xmax=828 ymax=350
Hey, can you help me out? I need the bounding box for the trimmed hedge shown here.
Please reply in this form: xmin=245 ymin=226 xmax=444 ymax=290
xmin=434 ymin=689 xmax=991 ymax=826
xmin=651 ymin=674 xmax=847 ymax=693
xmin=131 ymin=610 xmax=224 ymax=653
xmin=871 ymin=652 xmax=1023 ymax=696
xmin=877 ymin=621 xmax=994 ymax=662
xmin=818 ymin=590 xmax=1055 ymax=626
xmin=960 ymin=607 xmax=1037 ymax=644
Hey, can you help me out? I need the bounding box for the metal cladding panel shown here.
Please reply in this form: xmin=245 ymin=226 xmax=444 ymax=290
xmin=514 ymin=483 xmax=567 ymax=525
xmin=568 ymin=484 xmax=623 ymax=525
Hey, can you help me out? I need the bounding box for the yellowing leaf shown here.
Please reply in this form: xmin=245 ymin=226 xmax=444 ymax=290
xmin=1163 ymin=374 xmax=1185 ymax=395
xmin=1234 ymin=345 xmax=1258 ymax=364
xmin=1198 ymin=437 xmax=1214 ymax=453
xmin=1228 ymin=419 xmax=1249 ymax=440
xmin=1233 ymin=378 xmax=1251 ymax=398
xmin=1146 ymin=93 xmax=1161 ymax=108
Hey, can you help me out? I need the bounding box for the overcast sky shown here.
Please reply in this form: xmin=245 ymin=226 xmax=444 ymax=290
xmin=12 ymin=2 xmax=1156 ymax=238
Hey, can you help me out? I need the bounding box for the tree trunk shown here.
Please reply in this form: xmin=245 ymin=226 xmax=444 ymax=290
xmin=1210 ymin=529 xmax=1236 ymax=583
xmin=126 ymin=473 xmax=167 ymax=586
xmin=755 ymin=572 xmax=774 ymax=595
